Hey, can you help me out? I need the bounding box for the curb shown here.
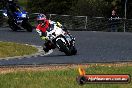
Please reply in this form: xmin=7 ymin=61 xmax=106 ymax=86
xmin=0 ymin=43 xmax=53 ymax=60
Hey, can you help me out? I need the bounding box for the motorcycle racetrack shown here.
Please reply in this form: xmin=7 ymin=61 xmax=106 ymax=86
xmin=0 ymin=27 xmax=132 ymax=66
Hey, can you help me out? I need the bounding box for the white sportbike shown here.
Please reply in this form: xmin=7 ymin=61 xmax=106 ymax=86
xmin=45 ymin=22 xmax=77 ymax=56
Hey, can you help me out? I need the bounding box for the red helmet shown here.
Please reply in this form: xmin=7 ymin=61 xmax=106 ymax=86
xmin=37 ymin=14 xmax=46 ymax=24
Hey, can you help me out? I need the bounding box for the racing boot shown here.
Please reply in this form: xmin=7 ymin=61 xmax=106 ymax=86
xmin=43 ymin=45 xmax=50 ymax=53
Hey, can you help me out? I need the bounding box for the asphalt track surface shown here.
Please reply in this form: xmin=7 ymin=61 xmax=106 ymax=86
xmin=0 ymin=27 xmax=132 ymax=66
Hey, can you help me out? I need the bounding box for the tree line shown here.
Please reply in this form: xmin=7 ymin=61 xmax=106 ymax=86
xmin=26 ymin=0 xmax=132 ymax=18
xmin=0 ymin=0 xmax=132 ymax=18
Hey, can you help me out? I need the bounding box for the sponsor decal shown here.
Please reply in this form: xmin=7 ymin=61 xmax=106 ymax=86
xmin=76 ymin=66 xmax=131 ymax=85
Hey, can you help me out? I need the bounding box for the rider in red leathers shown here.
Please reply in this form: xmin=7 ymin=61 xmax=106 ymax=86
xmin=36 ymin=14 xmax=53 ymax=52
xmin=36 ymin=14 xmax=60 ymax=53
xmin=36 ymin=14 xmax=49 ymax=39
xmin=36 ymin=14 xmax=69 ymax=53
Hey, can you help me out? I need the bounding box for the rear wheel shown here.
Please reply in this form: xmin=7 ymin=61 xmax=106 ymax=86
xmin=56 ymin=39 xmax=71 ymax=56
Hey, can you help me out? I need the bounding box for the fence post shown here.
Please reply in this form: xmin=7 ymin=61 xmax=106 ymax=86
xmin=124 ymin=0 xmax=128 ymax=32
xmin=49 ymin=14 xmax=51 ymax=20
xmin=123 ymin=19 xmax=126 ymax=32
xmin=85 ymin=16 xmax=87 ymax=30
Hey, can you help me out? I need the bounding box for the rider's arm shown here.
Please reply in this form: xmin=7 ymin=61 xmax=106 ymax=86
xmin=36 ymin=25 xmax=48 ymax=40
xmin=36 ymin=25 xmax=42 ymax=36
xmin=36 ymin=28 xmax=42 ymax=36
xmin=56 ymin=22 xmax=68 ymax=32
xmin=43 ymin=20 xmax=49 ymax=30
xmin=36 ymin=29 xmax=47 ymax=40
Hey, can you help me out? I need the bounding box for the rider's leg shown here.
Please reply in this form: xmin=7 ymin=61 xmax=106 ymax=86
xmin=43 ymin=40 xmax=52 ymax=52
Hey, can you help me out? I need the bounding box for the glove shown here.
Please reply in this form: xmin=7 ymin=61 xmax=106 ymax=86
xmin=56 ymin=22 xmax=62 ymax=27
xmin=36 ymin=29 xmax=42 ymax=36
xmin=41 ymin=36 xmax=48 ymax=40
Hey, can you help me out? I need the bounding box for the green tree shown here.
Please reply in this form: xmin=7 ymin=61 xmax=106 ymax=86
xmin=27 ymin=0 xmax=74 ymax=14
xmin=26 ymin=0 xmax=130 ymax=18
xmin=70 ymin=0 xmax=111 ymax=17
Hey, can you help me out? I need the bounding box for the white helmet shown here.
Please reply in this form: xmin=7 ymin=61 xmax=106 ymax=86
xmin=8 ymin=0 xmax=14 ymax=2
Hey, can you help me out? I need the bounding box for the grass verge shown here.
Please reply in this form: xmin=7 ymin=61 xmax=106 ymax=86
xmin=0 ymin=41 xmax=38 ymax=58
xmin=0 ymin=63 xmax=132 ymax=88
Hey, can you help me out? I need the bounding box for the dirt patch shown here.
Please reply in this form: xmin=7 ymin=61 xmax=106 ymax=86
xmin=0 ymin=64 xmax=79 ymax=74
xmin=0 ymin=62 xmax=132 ymax=74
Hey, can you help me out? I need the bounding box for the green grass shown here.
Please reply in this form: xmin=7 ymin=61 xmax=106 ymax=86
xmin=0 ymin=65 xmax=132 ymax=88
xmin=0 ymin=41 xmax=38 ymax=58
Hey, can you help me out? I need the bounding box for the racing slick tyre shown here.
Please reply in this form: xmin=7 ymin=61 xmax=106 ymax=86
xmin=56 ymin=39 xmax=71 ymax=56
xmin=22 ymin=21 xmax=33 ymax=32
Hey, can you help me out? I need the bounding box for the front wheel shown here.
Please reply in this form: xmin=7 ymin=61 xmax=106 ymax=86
xmin=8 ymin=19 xmax=18 ymax=31
xmin=56 ymin=39 xmax=71 ymax=56
xmin=22 ymin=21 xmax=33 ymax=32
